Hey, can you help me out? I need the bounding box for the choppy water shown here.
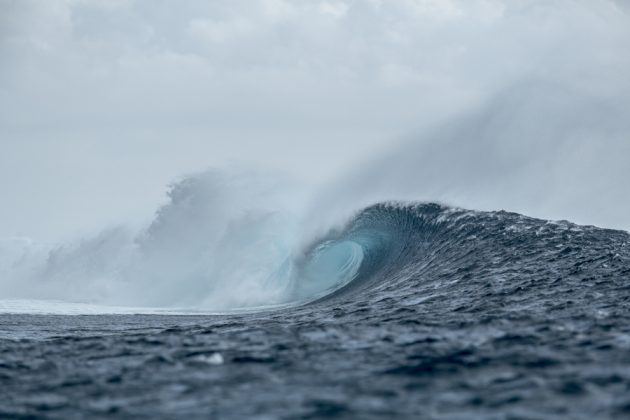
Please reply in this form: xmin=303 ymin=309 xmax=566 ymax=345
xmin=2 ymin=203 xmax=630 ymax=419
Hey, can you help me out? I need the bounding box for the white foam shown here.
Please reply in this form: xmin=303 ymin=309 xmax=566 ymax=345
xmin=0 ymin=299 xmax=216 ymax=316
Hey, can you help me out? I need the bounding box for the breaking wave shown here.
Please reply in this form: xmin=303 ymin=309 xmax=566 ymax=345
xmin=2 ymin=81 xmax=630 ymax=314
xmin=3 ymin=172 xmax=628 ymax=316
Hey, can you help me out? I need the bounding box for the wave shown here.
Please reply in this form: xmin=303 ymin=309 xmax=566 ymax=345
xmin=1 ymin=167 xmax=629 ymax=314
xmin=290 ymin=202 xmax=630 ymax=310
xmin=2 ymin=80 xmax=630 ymax=313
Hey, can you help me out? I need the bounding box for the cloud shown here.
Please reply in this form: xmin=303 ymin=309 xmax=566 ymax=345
xmin=188 ymin=17 xmax=254 ymax=44
xmin=318 ymin=1 xmax=349 ymax=19
xmin=0 ymin=0 xmax=629 ymax=240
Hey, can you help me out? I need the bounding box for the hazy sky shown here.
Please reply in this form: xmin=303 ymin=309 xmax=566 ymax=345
xmin=1 ymin=0 xmax=629 ymax=241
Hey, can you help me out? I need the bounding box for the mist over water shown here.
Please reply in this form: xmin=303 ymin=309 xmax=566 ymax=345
xmin=312 ymin=80 xmax=630 ymax=233
xmin=1 ymin=0 xmax=630 ymax=311
xmin=2 ymin=79 xmax=629 ymax=311
xmin=0 ymin=170 xmax=309 ymax=310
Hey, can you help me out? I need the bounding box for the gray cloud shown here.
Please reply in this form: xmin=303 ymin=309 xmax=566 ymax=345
xmin=1 ymin=0 xmax=629 ymax=241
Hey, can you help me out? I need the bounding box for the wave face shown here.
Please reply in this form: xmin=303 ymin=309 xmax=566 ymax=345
xmin=294 ymin=202 xmax=630 ymax=311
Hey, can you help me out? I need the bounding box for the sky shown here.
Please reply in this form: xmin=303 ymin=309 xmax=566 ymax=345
xmin=1 ymin=0 xmax=630 ymax=242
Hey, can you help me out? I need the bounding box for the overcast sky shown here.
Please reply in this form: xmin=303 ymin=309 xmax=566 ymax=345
xmin=1 ymin=0 xmax=629 ymax=241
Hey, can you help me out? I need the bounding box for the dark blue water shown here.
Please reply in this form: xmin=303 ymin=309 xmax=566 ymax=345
xmin=2 ymin=203 xmax=630 ymax=419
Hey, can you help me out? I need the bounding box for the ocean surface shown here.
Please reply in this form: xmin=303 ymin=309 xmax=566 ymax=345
xmin=1 ymin=203 xmax=630 ymax=419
